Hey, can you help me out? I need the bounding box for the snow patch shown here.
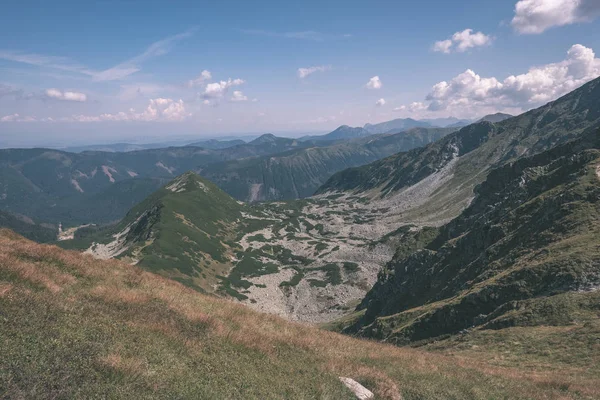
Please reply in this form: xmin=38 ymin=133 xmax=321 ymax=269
xmin=127 ymin=170 xmax=138 ymax=177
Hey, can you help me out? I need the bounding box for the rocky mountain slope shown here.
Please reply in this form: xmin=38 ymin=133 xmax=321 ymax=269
xmin=200 ymin=127 xmax=455 ymax=202
xmin=318 ymin=76 xmax=600 ymax=223
xmin=67 ymin=171 xmax=402 ymax=322
xmin=3 ymin=230 xmax=597 ymax=399
xmin=340 ymin=127 xmax=600 ymax=345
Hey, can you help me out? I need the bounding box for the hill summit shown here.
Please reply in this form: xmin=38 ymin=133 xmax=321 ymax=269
xmin=85 ymin=172 xmax=244 ymax=292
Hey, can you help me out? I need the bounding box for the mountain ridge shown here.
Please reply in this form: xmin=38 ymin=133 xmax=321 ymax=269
xmin=340 ymin=126 xmax=600 ymax=344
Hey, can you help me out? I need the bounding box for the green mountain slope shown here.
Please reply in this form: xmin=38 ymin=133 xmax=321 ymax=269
xmin=186 ymin=138 xmax=246 ymax=149
xmin=201 ymin=127 xmax=455 ymax=202
xmin=2 ymin=230 xmax=598 ymax=399
xmin=341 ymin=127 xmax=600 ymax=344
xmin=83 ymin=172 xmax=245 ymax=293
xmin=317 ymin=76 xmax=600 ymax=222
xmin=364 ymin=118 xmax=433 ymax=134
xmin=0 ymin=136 xmax=327 ymax=226
xmin=0 ymin=211 xmax=57 ymax=242
xmin=477 ymin=112 xmax=513 ymax=123
xmin=298 ymin=125 xmax=370 ymax=142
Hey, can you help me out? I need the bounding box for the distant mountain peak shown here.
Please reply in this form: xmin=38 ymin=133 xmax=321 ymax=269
xmin=363 ymin=118 xmax=432 ymax=134
xmin=477 ymin=112 xmax=513 ymax=123
xmin=251 ymin=133 xmax=277 ymax=143
xmin=164 ymin=171 xmax=209 ymax=194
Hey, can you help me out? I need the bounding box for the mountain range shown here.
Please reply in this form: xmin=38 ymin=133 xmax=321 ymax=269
xmin=1 ymin=74 xmax=600 ymax=399
xmin=0 ymin=127 xmax=456 ymax=226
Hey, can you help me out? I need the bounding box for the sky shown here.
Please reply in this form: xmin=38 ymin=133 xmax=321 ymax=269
xmin=1 ymin=0 xmax=599 ymax=147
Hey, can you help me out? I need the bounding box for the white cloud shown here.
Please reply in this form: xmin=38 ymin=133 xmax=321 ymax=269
xmin=45 ymin=88 xmax=87 ymax=102
xmin=366 ymin=76 xmax=382 ymax=89
xmin=91 ymin=29 xmax=196 ymax=81
xmin=203 ymin=78 xmax=245 ymax=98
xmin=1 ymin=113 xmax=19 ymax=122
xmin=297 ymin=65 xmax=331 ymax=78
xmin=295 ymin=115 xmax=337 ymax=124
xmin=394 ymin=102 xmax=427 ymax=112
xmin=433 ymin=29 xmax=493 ymax=54
xmin=375 ymin=98 xmax=386 ymax=106
xmin=432 ymin=40 xmax=453 ymax=54
xmin=0 ymin=113 xmax=37 ymax=122
xmin=230 ymin=90 xmax=248 ymax=102
xmin=66 ymin=98 xmax=190 ymax=123
xmin=0 ymin=29 xmax=195 ymax=82
xmin=512 ymin=0 xmax=600 ymax=34
xmin=424 ymin=44 xmax=600 ymax=115
xmin=188 ymin=70 xmax=212 ymax=87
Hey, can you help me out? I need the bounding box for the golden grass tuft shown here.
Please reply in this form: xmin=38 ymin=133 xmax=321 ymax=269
xmin=90 ymin=284 xmax=152 ymax=304
xmin=99 ymin=353 xmax=148 ymax=376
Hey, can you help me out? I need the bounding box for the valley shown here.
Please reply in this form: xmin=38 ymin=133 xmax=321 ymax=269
xmin=10 ymin=76 xmax=600 ymax=329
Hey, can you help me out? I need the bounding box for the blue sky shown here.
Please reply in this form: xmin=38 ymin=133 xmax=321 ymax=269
xmin=1 ymin=0 xmax=599 ymax=146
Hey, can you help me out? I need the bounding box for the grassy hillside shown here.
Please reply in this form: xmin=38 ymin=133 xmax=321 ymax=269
xmin=1 ymin=230 xmax=598 ymax=399
xmin=339 ymin=127 xmax=600 ymax=347
xmin=201 ymin=127 xmax=455 ymax=202
xmin=79 ymin=172 xmax=245 ymax=293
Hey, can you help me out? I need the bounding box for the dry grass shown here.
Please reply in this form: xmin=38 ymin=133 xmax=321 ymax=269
xmin=0 ymin=229 xmax=598 ymax=399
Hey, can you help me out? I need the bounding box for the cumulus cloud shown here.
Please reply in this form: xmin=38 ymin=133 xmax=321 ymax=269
xmin=297 ymin=65 xmax=331 ymax=78
xmin=45 ymin=88 xmax=87 ymax=102
xmin=512 ymin=0 xmax=600 ymax=34
xmin=433 ymin=29 xmax=493 ymax=54
xmin=203 ymin=78 xmax=245 ymax=98
xmin=67 ymin=98 xmax=190 ymax=123
xmin=375 ymin=98 xmax=386 ymax=106
xmin=0 ymin=113 xmax=37 ymax=122
xmin=394 ymin=102 xmax=427 ymax=112
xmin=188 ymin=70 xmax=212 ymax=87
xmin=366 ymin=76 xmax=382 ymax=89
xmin=1 ymin=113 xmax=20 ymax=122
xmin=230 ymin=90 xmax=248 ymax=102
xmin=432 ymin=40 xmax=453 ymax=54
xmin=424 ymin=44 xmax=600 ymax=115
